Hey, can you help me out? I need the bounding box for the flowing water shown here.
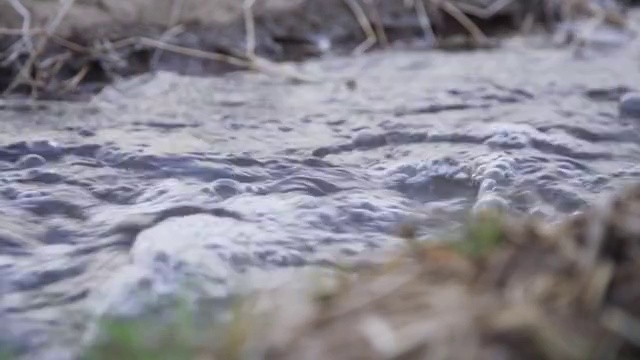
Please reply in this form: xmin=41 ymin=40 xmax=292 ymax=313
xmin=1 ymin=22 xmax=640 ymax=359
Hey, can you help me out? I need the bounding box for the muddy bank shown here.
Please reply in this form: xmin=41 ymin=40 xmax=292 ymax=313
xmin=0 ymin=0 xmax=631 ymax=99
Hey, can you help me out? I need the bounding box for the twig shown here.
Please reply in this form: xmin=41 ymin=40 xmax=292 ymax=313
xmin=364 ymin=0 xmax=389 ymax=47
xmin=109 ymin=37 xmax=318 ymax=83
xmin=453 ymin=0 xmax=514 ymax=19
xmin=601 ymin=307 xmax=640 ymax=347
xmin=168 ymin=0 xmax=185 ymax=28
xmin=150 ymin=25 xmax=185 ymax=71
xmin=0 ymin=31 xmax=87 ymax=82
xmin=0 ymin=0 xmax=426 ymax=95
xmin=343 ymin=0 xmax=378 ymax=54
xmin=0 ymin=28 xmax=35 ymax=36
xmin=40 ymin=52 xmax=73 ymax=92
xmin=415 ymin=0 xmax=436 ymax=43
xmin=7 ymin=0 xmax=34 ymax=53
xmin=50 ymin=35 xmax=89 ymax=53
xmin=1 ymin=1 xmax=33 ymax=67
xmin=319 ymin=268 xmax=422 ymax=323
xmin=62 ymin=64 xmax=89 ymax=92
xmin=243 ymin=0 xmax=257 ymax=58
xmin=520 ymin=12 xmax=535 ymax=34
xmin=438 ymin=0 xmax=489 ymax=45
xmin=128 ymin=37 xmax=251 ymax=68
xmin=0 ymin=28 xmax=88 ymax=52
xmin=3 ymin=0 xmax=77 ymax=96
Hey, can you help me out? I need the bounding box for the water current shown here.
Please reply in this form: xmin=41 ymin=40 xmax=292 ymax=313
xmin=1 ymin=26 xmax=640 ymax=359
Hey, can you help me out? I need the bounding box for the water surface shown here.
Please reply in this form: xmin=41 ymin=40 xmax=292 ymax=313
xmin=1 ymin=27 xmax=640 ymax=358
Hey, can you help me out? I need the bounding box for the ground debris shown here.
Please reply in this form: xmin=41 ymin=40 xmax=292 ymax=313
xmin=237 ymin=182 xmax=640 ymax=360
xmin=0 ymin=0 xmax=632 ymax=100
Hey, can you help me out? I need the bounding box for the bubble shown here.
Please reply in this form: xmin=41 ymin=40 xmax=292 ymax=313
xmin=29 ymin=140 xmax=62 ymax=158
xmin=478 ymin=179 xmax=497 ymax=196
xmin=352 ymin=131 xmax=385 ymax=148
xmin=472 ymin=195 xmax=509 ymax=215
xmin=619 ymin=92 xmax=640 ymax=119
xmin=15 ymin=154 xmax=46 ymax=169
xmin=211 ymin=179 xmax=242 ymax=199
xmin=483 ymin=168 xmax=508 ymax=183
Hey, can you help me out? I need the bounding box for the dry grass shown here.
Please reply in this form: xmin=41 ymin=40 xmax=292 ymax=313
xmin=0 ymin=0 xmax=632 ymax=100
xmin=231 ymin=182 xmax=640 ymax=360
xmin=0 ymin=0 xmax=319 ymax=102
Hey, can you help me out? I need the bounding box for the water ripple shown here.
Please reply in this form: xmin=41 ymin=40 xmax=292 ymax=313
xmin=2 ymin=41 xmax=640 ymax=357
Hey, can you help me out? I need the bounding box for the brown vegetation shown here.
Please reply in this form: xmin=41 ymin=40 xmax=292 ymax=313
xmin=236 ymin=182 xmax=640 ymax=360
xmin=0 ymin=0 xmax=631 ymax=100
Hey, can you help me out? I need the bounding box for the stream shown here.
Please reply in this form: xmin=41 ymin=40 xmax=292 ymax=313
xmin=1 ymin=18 xmax=640 ymax=359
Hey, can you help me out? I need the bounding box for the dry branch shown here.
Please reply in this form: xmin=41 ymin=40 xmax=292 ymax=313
xmin=7 ymin=0 xmax=34 ymax=53
xmin=3 ymin=0 xmax=77 ymax=96
xmin=364 ymin=0 xmax=389 ymax=47
xmin=439 ymin=0 xmax=490 ymax=45
xmin=0 ymin=0 xmax=632 ymax=99
xmin=243 ymin=0 xmax=257 ymax=58
xmin=415 ymin=0 xmax=436 ymax=43
xmin=343 ymin=0 xmax=379 ymax=54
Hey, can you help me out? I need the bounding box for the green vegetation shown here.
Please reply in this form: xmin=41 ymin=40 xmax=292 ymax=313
xmin=450 ymin=211 xmax=505 ymax=259
xmin=80 ymin=295 xmax=259 ymax=360
xmin=82 ymin=316 xmax=202 ymax=360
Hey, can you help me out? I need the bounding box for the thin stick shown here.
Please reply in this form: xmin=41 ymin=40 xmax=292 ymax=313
xmin=129 ymin=37 xmax=316 ymax=83
xmin=343 ymin=0 xmax=378 ymax=54
xmin=320 ymin=269 xmax=422 ymax=323
xmin=134 ymin=37 xmax=251 ymax=68
xmin=50 ymin=35 xmax=89 ymax=53
xmin=3 ymin=0 xmax=77 ymax=96
xmin=454 ymin=0 xmax=513 ymax=19
xmin=439 ymin=0 xmax=489 ymax=45
xmin=168 ymin=0 xmax=184 ymax=28
xmin=63 ymin=64 xmax=89 ymax=92
xmin=243 ymin=0 xmax=257 ymax=58
xmin=6 ymin=0 xmax=34 ymax=53
xmin=415 ymin=0 xmax=436 ymax=43
xmin=364 ymin=0 xmax=389 ymax=47
xmin=150 ymin=25 xmax=185 ymax=70
xmin=1 ymin=1 xmax=33 ymax=68
xmin=0 ymin=28 xmax=35 ymax=35
xmin=520 ymin=12 xmax=535 ymax=35
xmin=41 ymin=52 xmax=73 ymax=88
xmin=0 ymin=28 xmax=88 ymax=52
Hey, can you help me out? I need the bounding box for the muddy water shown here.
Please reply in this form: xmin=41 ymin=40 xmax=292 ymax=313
xmin=2 ymin=23 xmax=640 ymax=358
